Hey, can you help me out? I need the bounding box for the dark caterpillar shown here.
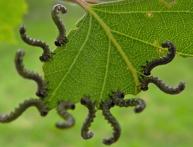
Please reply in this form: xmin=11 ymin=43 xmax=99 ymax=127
xmin=80 ymin=97 xmax=96 ymax=139
xmin=0 ymin=99 xmax=48 ymax=123
xmin=143 ymin=41 xmax=176 ymax=75
xmin=15 ymin=50 xmax=47 ymax=98
xmin=56 ymin=101 xmax=75 ymax=129
xmin=52 ymin=4 xmax=68 ymax=47
xmin=100 ymin=100 xmax=121 ymax=145
xmin=141 ymin=76 xmax=185 ymax=94
xmin=111 ymin=91 xmax=146 ymax=113
xmin=19 ymin=26 xmax=52 ymax=62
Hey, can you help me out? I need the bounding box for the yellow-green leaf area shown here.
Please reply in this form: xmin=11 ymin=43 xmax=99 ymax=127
xmin=43 ymin=0 xmax=193 ymax=109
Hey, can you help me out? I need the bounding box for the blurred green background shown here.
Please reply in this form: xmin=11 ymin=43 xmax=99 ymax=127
xmin=0 ymin=0 xmax=193 ymax=147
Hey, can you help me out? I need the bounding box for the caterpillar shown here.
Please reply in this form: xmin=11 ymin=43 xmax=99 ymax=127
xmin=52 ymin=4 xmax=68 ymax=47
xmin=100 ymin=99 xmax=121 ymax=145
xmin=56 ymin=101 xmax=75 ymax=129
xmin=111 ymin=91 xmax=146 ymax=113
xmin=0 ymin=99 xmax=48 ymax=123
xmin=143 ymin=41 xmax=176 ymax=75
xmin=19 ymin=26 xmax=52 ymax=62
xmin=141 ymin=76 xmax=185 ymax=94
xmin=15 ymin=50 xmax=47 ymax=98
xmin=113 ymin=98 xmax=146 ymax=113
xmin=80 ymin=97 xmax=96 ymax=139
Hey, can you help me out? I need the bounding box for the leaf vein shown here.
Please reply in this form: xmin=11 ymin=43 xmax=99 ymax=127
xmin=111 ymin=29 xmax=160 ymax=48
xmin=88 ymin=7 xmax=139 ymax=94
xmin=48 ymin=16 xmax=92 ymax=101
xmin=92 ymin=9 xmax=192 ymax=14
xmin=99 ymin=40 xmax=111 ymax=100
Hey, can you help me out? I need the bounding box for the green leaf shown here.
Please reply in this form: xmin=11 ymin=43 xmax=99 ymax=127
xmin=43 ymin=0 xmax=193 ymax=109
xmin=0 ymin=0 xmax=27 ymax=43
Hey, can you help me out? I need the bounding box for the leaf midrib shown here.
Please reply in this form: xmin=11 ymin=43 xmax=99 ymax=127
xmin=88 ymin=6 xmax=139 ymax=94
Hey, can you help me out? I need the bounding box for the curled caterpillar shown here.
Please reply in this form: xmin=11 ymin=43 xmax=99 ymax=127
xmin=52 ymin=4 xmax=68 ymax=47
xmin=143 ymin=41 xmax=176 ymax=75
xmin=0 ymin=99 xmax=48 ymax=123
xmin=100 ymin=100 xmax=121 ymax=145
xmin=80 ymin=97 xmax=96 ymax=139
xmin=19 ymin=26 xmax=52 ymax=62
xmin=141 ymin=76 xmax=185 ymax=94
xmin=56 ymin=101 xmax=75 ymax=129
xmin=15 ymin=50 xmax=47 ymax=98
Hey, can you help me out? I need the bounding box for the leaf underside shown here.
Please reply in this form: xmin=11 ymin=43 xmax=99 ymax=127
xmin=43 ymin=0 xmax=193 ymax=109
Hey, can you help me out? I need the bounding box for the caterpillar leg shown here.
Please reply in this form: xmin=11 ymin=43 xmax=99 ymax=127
xmin=52 ymin=4 xmax=68 ymax=47
xmin=0 ymin=99 xmax=48 ymax=123
xmin=100 ymin=100 xmax=121 ymax=145
xmin=80 ymin=97 xmax=96 ymax=139
xmin=56 ymin=101 xmax=75 ymax=129
xmin=19 ymin=26 xmax=52 ymax=62
xmin=15 ymin=50 xmax=47 ymax=99
xmin=141 ymin=76 xmax=185 ymax=94
xmin=143 ymin=41 xmax=176 ymax=75
xmin=111 ymin=91 xmax=146 ymax=113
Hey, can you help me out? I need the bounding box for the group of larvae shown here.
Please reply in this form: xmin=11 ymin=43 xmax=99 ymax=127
xmin=0 ymin=4 xmax=185 ymax=145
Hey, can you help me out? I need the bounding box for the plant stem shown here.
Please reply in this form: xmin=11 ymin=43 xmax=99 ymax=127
xmin=72 ymin=0 xmax=90 ymax=10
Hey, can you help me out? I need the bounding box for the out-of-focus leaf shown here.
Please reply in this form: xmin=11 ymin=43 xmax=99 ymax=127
xmin=0 ymin=0 xmax=27 ymax=43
